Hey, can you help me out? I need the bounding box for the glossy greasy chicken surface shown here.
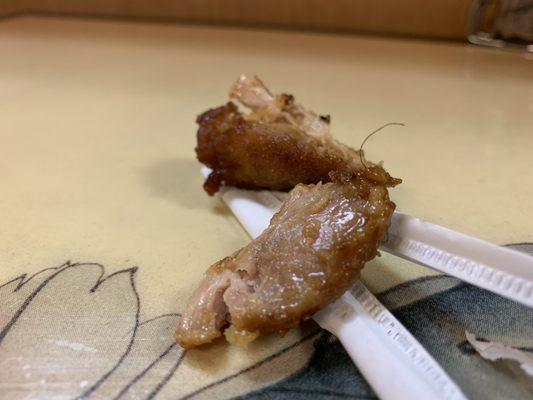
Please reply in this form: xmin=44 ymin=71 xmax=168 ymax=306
xmin=196 ymin=75 xmax=400 ymax=195
xmin=176 ymin=174 xmax=395 ymax=348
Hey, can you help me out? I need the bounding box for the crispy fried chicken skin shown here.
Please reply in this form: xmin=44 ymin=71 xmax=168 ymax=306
xmin=196 ymin=75 xmax=401 ymax=195
xmin=176 ymin=173 xmax=395 ymax=348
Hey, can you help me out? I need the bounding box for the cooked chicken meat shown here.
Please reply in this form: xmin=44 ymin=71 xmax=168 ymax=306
xmin=176 ymin=173 xmax=395 ymax=348
xmin=179 ymin=76 xmax=400 ymax=347
xmin=196 ymin=75 xmax=400 ymax=195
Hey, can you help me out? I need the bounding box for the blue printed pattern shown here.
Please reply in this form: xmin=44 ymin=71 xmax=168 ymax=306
xmin=239 ymin=244 xmax=533 ymax=400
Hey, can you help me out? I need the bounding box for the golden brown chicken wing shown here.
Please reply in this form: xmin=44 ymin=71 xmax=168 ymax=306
xmin=196 ymin=75 xmax=400 ymax=195
xmin=176 ymin=173 xmax=395 ymax=348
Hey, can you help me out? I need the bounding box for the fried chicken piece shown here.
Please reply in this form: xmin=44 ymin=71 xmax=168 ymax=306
xmin=180 ymin=76 xmax=400 ymax=347
xmin=196 ymin=75 xmax=400 ymax=195
xmin=176 ymin=174 xmax=395 ymax=348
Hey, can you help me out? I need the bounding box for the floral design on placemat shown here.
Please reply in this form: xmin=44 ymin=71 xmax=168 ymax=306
xmin=1 ymin=243 xmax=531 ymax=400
xmin=0 ymin=262 xmax=318 ymax=400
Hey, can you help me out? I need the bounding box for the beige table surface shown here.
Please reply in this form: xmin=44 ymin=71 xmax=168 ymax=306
xmin=0 ymin=16 xmax=532 ymax=400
